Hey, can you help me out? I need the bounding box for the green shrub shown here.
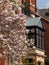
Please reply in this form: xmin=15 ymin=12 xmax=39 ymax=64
xmin=45 ymin=58 xmax=49 ymax=65
xmin=38 ymin=61 xmax=42 ymax=65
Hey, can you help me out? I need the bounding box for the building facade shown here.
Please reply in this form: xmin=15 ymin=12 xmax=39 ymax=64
xmin=22 ymin=0 xmax=46 ymax=65
xmin=25 ymin=17 xmax=45 ymax=65
xmin=38 ymin=9 xmax=49 ymax=58
xmin=39 ymin=9 xmax=49 ymax=20
xmin=41 ymin=18 xmax=49 ymax=58
xmin=0 ymin=0 xmax=49 ymax=65
xmin=23 ymin=0 xmax=49 ymax=59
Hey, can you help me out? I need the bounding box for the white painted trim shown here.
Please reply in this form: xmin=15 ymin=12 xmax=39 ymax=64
xmin=30 ymin=0 xmax=35 ymax=7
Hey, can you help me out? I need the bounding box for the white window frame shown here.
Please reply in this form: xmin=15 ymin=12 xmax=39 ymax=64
xmin=30 ymin=0 xmax=35 ymax=7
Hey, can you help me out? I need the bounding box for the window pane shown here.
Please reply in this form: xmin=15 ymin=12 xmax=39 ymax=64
xmin=30 ymin=34 xmax=35 ymax=39
xmin=36 ymin=35 xmax=41 ymax=49
xmin=42 ymin=32 xmax=44 ymax=36
xmin=36 ymin=34 xmax=44 ymax=49
xmin=41 ymin=37 xmax=44 ymax=49
xmin=31 ymin=29 xmax=35 ymax=33
xmin=26 ymin=33 xmax=35 ymax=39
xmin=36 ymin=35 xmax=40 ymax=48
xmin=36 ymin=28 xmax=39 ymax=34
xmin=36 ymin=28 xmax=44 ymax=36
xmin=36 ymin=28 xmax=41 ymax=35
xmin=40 ymin=36 xmax=42 ymax=49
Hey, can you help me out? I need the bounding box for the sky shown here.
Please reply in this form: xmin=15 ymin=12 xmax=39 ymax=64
xmin=37 ymin=0 xmax=49 ymax=9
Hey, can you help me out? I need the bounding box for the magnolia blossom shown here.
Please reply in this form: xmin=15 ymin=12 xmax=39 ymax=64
xmin=0 ymin=0 xmax=29 ymax=65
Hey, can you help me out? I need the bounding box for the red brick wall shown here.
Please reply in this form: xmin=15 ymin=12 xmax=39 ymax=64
xmin=29 ymin=5 xmax=35 ymax=13
xmin=24 ymin=0 xmax=36 ymax=13
xmin=23 ymin=0 xmax=49 ymax=58
xmin=42 ymin=19 xmax=49 ymax=58
xmin=0 ymin=48 xmax=8 ymax=65
xmin=36 ymin=56 xmax=45 ymax=65
xmin=0 ymin=58 xmax=8 ymax=65
xmin=31 ymin=0 xmax=36 ymax=5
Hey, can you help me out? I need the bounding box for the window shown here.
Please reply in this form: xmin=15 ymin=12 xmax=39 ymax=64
xmin=26 ymin=29 xmax=35 ymax=46
xmin=36 ymin=28 xmax=44 ymax=49
xmin=22 ymin=1 xmax=31 ymax=16
xmin=31 ymin=29 xmax=35 ymax=33
xmin=41 ymin=37 xmax=44 ymax=49
xmin=45 ymin=12 xmax=49 ymax=16
xmin=26 ymin=28 xmax=44 ymax=50
xmin=26 ymin=30 xmax=35 ymax=39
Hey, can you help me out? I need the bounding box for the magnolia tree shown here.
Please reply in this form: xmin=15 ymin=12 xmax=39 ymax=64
xmin=0 ymin=0 xmax=22 ymax=15
xmin=0 ymin=0 xmax=28 ymax=65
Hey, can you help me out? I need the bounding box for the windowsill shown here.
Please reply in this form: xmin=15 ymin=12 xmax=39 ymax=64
xmin=36 ymin=47 xmax=45 ymax=52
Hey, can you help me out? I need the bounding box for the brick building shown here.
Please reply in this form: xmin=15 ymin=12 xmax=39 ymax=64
xmin=38 ymin=9 xmax=49 ymax=58
xmin=41 ymin=17 xmax=49 ymax=58
xmin=0 ymin=0 xmax=49 ymax=65
xmin=23 ymin=0 xmax=49 ymax=58
xmin=22 ymin=0 xmax=49 ymax=65
xmin=39 ymin=9 xmax=49 ymax=20
xmin=22 ymin=0 xmax=45 ymax=65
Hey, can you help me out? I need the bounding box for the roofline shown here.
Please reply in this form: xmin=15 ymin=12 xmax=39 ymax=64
xmin=26 ymin=26 xmax=45 ymax=31
xmin=35 ymin=13 xmax=49 ymax=23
